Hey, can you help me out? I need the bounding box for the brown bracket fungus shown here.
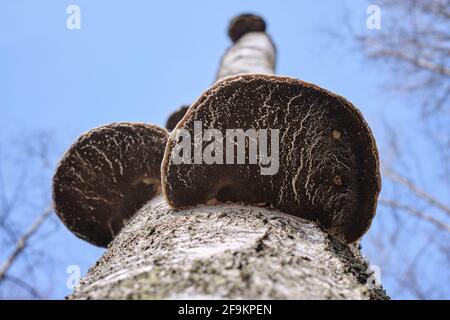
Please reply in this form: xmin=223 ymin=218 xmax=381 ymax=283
xmin=166 ymin=105 xmax=190 ymax=131
xmin=228 ymin=13 xmax=267 ymax=43
xmin=52 ymin=122 xmax=168 ymax=247
xmin=162 ymin=74 xmax=381 ymax=243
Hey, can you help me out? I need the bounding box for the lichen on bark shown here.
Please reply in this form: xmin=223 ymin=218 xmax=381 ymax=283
xmin=70 ymin=195 xmax=388 ymax=300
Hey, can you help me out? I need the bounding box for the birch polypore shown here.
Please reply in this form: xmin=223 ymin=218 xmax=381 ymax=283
xmin=52 ymin=123 xmax=168 ymax=247
xmin=163 ymin=75 xmax=380 ymax=243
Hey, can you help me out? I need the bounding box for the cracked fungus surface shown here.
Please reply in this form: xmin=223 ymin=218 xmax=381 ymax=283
xmin=163 ymin=74 xmax=381 ymax=243
xmin=70 ymin=196 xmax=388 ymax=300
xmin=53 ymin=123 xmax=168 ymax=247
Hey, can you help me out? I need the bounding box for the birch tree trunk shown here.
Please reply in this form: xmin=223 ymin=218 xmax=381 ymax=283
xmin=71 ymin=196 xmax=387 ymax=299
xmin=216 ymin=31 xmax=276 ymax=80
xmin=70 ymin=15 xmax=388 ymax=300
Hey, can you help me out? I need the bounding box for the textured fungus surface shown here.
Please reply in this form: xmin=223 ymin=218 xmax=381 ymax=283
xmin=70 ymin=196 xmax=388 ymax=300
xmin=228 ymin=14 xmax=267 ymax=43
xmin=162 ymin=74 xmax=381 ymax=243
xmin=53 ymin=122 xmax=168 ymax=247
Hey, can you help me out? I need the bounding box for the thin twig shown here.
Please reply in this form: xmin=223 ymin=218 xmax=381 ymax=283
xmin=384 ymin=170 xmax=450 ymax=217
xmin=369 ymin=48 xmax=450 ymax=76
xmin=0 ymin=206 xmax=53 ymax=283
xmin=380 ymin=198 xmax=450 ymax=233
xmin=2 ymin=275 xmax=44 ymax=299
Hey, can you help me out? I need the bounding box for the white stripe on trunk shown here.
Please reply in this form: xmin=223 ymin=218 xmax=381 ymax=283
xmin=216 ymin=32 xmax=276 ymax=80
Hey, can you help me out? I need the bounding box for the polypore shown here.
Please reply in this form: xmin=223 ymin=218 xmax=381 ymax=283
xmin=52 ymin=122 xmax=168 ymax=247
xmin=162 ymin=15 xmax=380 ymax=243
xmin=166 ymin=105 xmax=190 ymax=131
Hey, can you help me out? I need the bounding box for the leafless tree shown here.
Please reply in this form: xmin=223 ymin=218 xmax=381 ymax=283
xmin=0 ymin=132 xmax=58 ymax=299
xmin=339 ymin=0 xmax=450 ymax=299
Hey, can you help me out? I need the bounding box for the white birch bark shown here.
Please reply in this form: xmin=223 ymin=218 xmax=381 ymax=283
xmin=216 ymin=32 xmax=276 ymax=80
xmin=71 ymin=196 xmax=387 ymax=299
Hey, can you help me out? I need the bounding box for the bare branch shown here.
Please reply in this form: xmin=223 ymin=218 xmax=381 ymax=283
xmin=368 ymin=48 xmax=450 ymax=76
xmin=379 ymin=198 xmax=450 ymax=232
xmin=2 ymin=275 xmax=44 ymax=299
xmin=0 ymin=206 xmax=53 ymax=283
xmin=384 ymin=170 xmax=450 ymax=216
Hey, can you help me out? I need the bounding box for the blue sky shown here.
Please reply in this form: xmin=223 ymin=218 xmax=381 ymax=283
xmin=1 ymin=0 xmax=446 ymax=299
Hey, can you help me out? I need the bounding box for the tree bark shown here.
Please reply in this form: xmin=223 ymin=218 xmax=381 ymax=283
xmin=70 ymin=15 xmax=388 ymax=300
xmin=70 ymin=195 xmax=388 ymax=299
xmin=216 ymin=32 xmax=276 ymax=80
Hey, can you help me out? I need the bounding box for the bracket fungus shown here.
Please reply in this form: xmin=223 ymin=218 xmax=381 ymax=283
xmin=166 ymin=105 xmax=190 ymax=131
xmin=228 ymin=13 xmax=267 ymax=43
xmin=52 ymin=122 xmax=168 ymax=247
xmin=162 ymin=74 xmax=381 ymax=243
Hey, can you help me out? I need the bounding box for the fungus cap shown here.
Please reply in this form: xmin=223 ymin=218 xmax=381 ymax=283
xmin=53 ymin=122 xmax=168 ymax=247
xmin=228 ymin=13 xmax=267 ymax=43
xmin=166 ymin=105 xmax=190 ymax=131
xmin=162 ymin=74 xmax=381 ymax=243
